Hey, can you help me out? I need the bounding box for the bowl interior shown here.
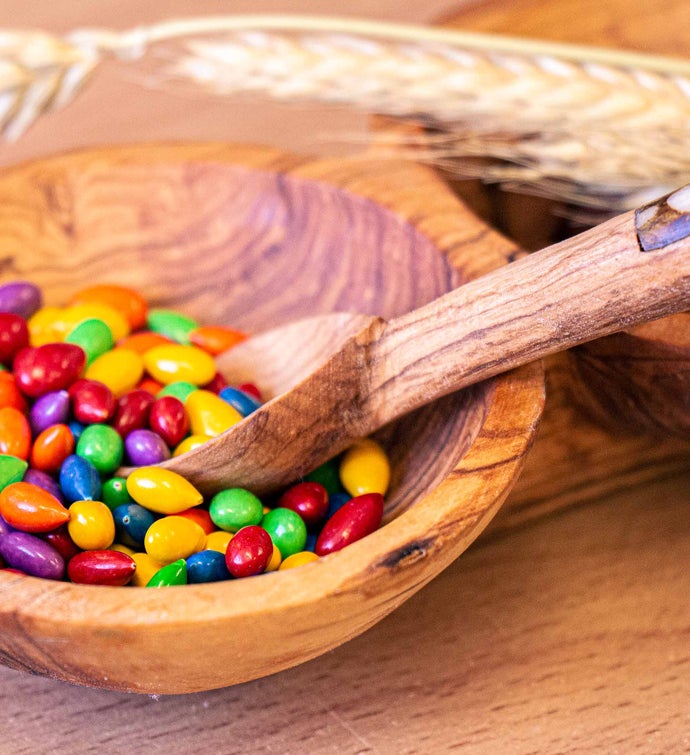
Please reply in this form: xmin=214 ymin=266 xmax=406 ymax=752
xmin=0 ymin=145 xmax=487 ymax=518
xmin=0 ymin=144 xmax=543 ymax=693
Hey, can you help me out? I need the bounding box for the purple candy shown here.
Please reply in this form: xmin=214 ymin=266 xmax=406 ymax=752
xmin=23 ymin=468 xmax=65 ymax=504
xmin=0 ymin=513 xmax=15 ymax=536
xmin=29 ymin=389 xmax=70 ymax=435
xmin=0 ymin=531 xmax=65 ymax=580
xmin=125 ymin=429 xmax=171 ymax=466
xmin=0 ymin=281 xmax=42 ymax=319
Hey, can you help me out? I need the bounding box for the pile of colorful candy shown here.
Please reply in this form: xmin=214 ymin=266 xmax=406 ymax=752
xmin=0 ymin=281 xmax=390 ymax=586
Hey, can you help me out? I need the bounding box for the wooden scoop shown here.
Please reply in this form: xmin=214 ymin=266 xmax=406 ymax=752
xmin=156 ymin=186 xmax=690 ymax=495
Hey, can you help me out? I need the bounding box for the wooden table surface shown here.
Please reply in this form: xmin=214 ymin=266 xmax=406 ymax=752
xmin=0 ymin=2 xmax=688 ymax=753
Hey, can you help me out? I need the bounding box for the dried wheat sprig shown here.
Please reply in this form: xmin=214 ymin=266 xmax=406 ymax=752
xmin=0 ymin=29 xmax=98 ymax=140
xmin=7 ymin=15 xmax=690 ymax=210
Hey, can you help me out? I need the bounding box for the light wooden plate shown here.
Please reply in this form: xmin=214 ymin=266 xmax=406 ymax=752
xmin=0 ymin=143 xmax=544 ymax=693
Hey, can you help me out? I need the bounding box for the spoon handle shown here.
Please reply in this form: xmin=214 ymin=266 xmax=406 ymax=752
xmin=368 ymin=186 xmax=690 ymax=426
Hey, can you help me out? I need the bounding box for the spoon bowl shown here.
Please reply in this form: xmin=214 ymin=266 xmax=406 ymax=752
xmin=0 ymin=143 xmax=545 ymax=693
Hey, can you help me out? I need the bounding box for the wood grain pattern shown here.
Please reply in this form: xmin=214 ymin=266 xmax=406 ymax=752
xmin=0 ymin=143 xmax=544 ymax=693
xmin=165 ymin=186 xmax=690 ymax=495
xmin=440 ymin=0 xmax=690 ymax=533
xmin=0 ymin=470 xmax=686 ymax=752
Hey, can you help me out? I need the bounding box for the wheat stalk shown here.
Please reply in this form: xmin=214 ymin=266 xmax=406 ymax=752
xmin=6 ymin=15 xmax=690 ymax=210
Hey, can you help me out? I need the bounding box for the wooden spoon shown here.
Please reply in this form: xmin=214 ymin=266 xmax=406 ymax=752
xmin=152 ymin=186 xmax=690 ymax=495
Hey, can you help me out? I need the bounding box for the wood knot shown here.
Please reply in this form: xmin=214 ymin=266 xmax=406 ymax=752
xmin=378 ymin=539 xmax=431 ymax=569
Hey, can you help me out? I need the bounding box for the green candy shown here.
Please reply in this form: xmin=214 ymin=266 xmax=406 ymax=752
xmin=64 ymin=318 xmax=114 ymax=365
xmin=76 ymin=424 xmax=124 ymax=476
xmin=261 ymin=508 xmax=307 ymax=558
xmin=147 ymin=559 xmax=187 ymax=587
xmin=102 ymin=476 xmax=134 ymax=510
xmin=305 ymin=458 xmax=345 ymax=496
xmin=209 ymin=488 xmax=264 ymax=533
xmin=0 ymin=454 xmax=28 ymax=492
xmin=157 ymin=381 xmax=198 ymax=404
xmin=147 ymin=309 xmax=198 ymax=345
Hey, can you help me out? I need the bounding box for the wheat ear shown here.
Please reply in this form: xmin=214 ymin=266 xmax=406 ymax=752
xmin=6 ymin=15 xmax=690 ymax=210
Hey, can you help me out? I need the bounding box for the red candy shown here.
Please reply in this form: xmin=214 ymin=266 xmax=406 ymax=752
xmin=278 ymin=482 xmax=329 ymax=528
xmin=0 ymin=406 xmax=31 ymax=459
xmin=225 ymin=525 xmax=273 ymax=578
xmin=315 ymin=493 xmax=384 ymax=556
xmin=13 ymin=343 xmax=86 ymax=398
xmin=112 ymin=389 xmax=155 ymax=437
xmin=148 ymin=395 xmax=189 ymax=448
xmin=238 ymin=383 xmax=262 ymax=401
xmin=68 ymin=379 xmax=116 ymax=424
xmin=203 ymin=372 xmax=228 ymax=395
xmin=30 ymin=424 xmax=75 ymax=473
xmin=67 ymin=549 xmax=136 ymax=586
xmin=41 ymin=524 xmax=81 ymax=561
xmin=0 ymin=481 xmax=70 ymax=533
xmin=0 ymin=313 xmax=29 ymax=364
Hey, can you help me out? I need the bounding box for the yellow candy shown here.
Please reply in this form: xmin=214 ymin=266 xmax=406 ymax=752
xmin=28 ymin=306 xmax=69 ymax=346
xmin=61 ymin=303 xmax=130 ymax=342
xmin=130 ymin=551 xmax=165 ymax=587
xmin=144 ymin=515 xmax=206 ymax=564
xmin=205 ymin=530 xmax=233 ymax=554
xmin=173 ymin=434 xmax=209 ymax=457
xmin=279 ymin=551 xmax=319 ymax=570
xmin=67 ymin=500 xmax=115 ymax=551
xmin=142 ymin=344 xmax=216 ymax=386
xmin=265 ymin=544 xmax=282 ymax=572
xmin=339 ymin=438 xmax=391 ymax=497
xmin=85 ymin=347 xmax=143 ymax=396
xmin=126 ymin=467 xmax=203 ymax=515
xmin=109 ymin=543 xmax=135 ymax=556
xmin=185 ymin=389 xmax=243 ymax=437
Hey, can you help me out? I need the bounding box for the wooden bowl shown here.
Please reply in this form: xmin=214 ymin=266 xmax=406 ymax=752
xmin=440 ymin=0 xmax=690 ymax=441
xmin=0 ymin=143 xmax=544 ymax=694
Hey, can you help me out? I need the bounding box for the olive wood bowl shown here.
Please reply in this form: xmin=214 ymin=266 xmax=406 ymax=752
xmin=0 ymin=143 xmax=543 ymax=694
xmin=439 ymin=0 xmax=690 ymax=442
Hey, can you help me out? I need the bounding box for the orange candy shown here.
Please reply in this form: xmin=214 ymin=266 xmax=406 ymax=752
xmin=0 ymin=372 xmax=27 ymax=412
xmin=136 ymin=377 xmax=164 ymax=396
xmin=0 ymin=481 xmax=69 ymax=532
xmin=0 ymin=406 xmax=31 ymax=460
xmin=30 ymin=424 xmax=75 ymax=473
xmin=68 ymin=284 xmax=148 ymax=331
xmin=118 ymin=331 xmax=173 ymax=355
xmin=176 ymin=507 xmax=215 ymax=535
xmin=189 ymin=326 xmax=246 ymax=355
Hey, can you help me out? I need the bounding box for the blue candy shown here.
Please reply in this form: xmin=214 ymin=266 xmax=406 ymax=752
xmin=326 ymin=492 xmax=351 ymax=520
xmin=59 ymin=454 xmax=102 ymax=502
xmin=218 ymin=386 xmax=262 ymax=417
xmin=112 ymin=503 xmax=156 ymax=549
xmin=186 ymin=549 xmax=231 ymax=583
xmin=68 ymin=420 xmax=86 ymax=444
xmin=305 ymin=532 xmax=318 ymax=552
